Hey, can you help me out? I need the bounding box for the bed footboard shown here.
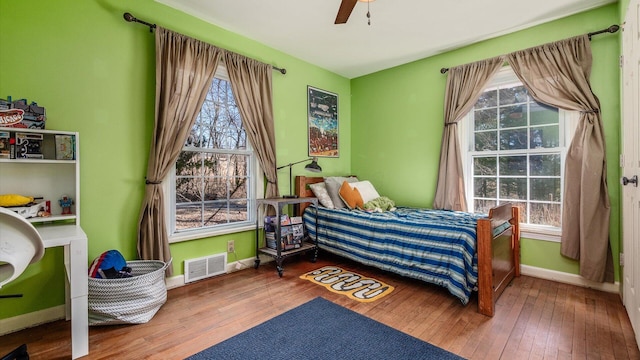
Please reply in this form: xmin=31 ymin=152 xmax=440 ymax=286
xmin=476 ymin=203 xmax=521 ymax=317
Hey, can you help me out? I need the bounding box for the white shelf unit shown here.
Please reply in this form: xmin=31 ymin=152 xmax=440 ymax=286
xmin=0 ymin=127 xmax=80 ymax=224
xmin=0 ymin=126 xmax=88 ymax=358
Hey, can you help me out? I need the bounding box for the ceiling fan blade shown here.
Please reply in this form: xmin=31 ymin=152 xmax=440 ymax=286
xmin=335 ymin=0 xmax=358 ymax=24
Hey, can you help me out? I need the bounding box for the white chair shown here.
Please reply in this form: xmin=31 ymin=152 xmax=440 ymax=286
xmin=0 ymin=206 xmax=45 ymax=360
xmin=0 ymin=206 xmax=44 ymax=288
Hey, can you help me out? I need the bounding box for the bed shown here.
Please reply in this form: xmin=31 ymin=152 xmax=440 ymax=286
xmin=295 ymin=175 xmax=520 ymax=317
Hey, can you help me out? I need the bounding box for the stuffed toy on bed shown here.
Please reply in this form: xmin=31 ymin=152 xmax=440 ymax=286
xmin=363 ymin=196 xmax=396 ymax=212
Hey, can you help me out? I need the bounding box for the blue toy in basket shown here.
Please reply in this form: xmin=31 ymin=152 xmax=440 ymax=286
xmin=88 ymin=250 xmax=132 ymax=279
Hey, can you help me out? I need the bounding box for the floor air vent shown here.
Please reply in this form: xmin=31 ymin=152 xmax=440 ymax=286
xmin=184 ymin=253 xmax=227 ymax=283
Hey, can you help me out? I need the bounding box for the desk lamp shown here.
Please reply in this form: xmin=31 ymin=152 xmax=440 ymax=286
xmin=277 ymin=157 xmax=322 ymax=198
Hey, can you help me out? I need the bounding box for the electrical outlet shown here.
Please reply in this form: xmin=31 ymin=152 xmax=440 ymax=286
xmin=227 ymin=240 xmax=235 ymax=253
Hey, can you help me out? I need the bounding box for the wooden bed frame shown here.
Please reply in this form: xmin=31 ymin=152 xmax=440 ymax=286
xmin=294 ymin=175 xmax=520 ymax=317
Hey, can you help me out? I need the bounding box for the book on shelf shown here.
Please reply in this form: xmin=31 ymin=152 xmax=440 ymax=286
xmin=265 ymin=225 xmax=303 ymax=250
xmin=264 ymin=214 xmax=291 ymax=231
xmin=15 ymin=132 xmax=44 ymax=159
xmin=0 ymin=131 xmax=9 ymax=158
xmin=291 ymin=223 xmax=304 ymax=240
xmin=55 ymin=134 xmax=75 ymax=160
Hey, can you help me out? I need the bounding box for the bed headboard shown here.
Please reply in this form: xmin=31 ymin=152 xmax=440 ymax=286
xmin=294 ymin=176 xmax=325 ymax=216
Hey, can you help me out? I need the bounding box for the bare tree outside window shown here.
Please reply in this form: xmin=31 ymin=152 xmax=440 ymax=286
xmin=174 ymin=78 xmax=252 ymax=231
xmin=470 ymin=82 xmax=563 ymax=228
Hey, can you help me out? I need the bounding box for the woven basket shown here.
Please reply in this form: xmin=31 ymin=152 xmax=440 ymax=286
xmin=88 ymin=259 xmax=170 ymax=326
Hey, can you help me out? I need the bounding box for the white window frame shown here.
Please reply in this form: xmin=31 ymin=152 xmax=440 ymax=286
xmin=459 ymin=67 xmax=577 ymax=242
xmin=164 ymin=65 xmax=264 ymax=244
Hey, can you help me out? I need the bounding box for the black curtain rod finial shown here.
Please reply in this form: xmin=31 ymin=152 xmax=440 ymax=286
xmin=273 ymin=66 xmax=287 ymax=75
xmin=587 ymin=23 xmax=619 ymax=40
xmin=123 ymin=12 xmax=156 ymax=32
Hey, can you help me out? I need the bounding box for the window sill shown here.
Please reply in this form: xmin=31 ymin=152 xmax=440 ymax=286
xmin=168 ymin=223 xmax=256 ymax=244
xmin=520 ymin=226 xmax=561 ymax=243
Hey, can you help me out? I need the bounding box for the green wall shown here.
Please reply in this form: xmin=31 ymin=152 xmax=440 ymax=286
xmin=0 ymin=0 xmax=350 ymax=318
xmin=620 ymin=0 xmax=631 ymax=22
xmin=0 ymin=0 xmax=625 ymax=322
xmin=351 ymin=4 xmax=621 ymax=279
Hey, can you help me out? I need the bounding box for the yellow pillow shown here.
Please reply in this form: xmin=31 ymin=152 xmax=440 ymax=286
xmin=339 ymin=181 xmax=363 ymax=209
xmin=0 ymin=194 xmax=34 ymax=207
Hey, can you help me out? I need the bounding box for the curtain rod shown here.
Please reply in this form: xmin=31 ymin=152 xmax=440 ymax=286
xmin=122 ymin=12 xmax=287 ymax=75
xmin=439 ymin=24 xmax=620 ymax=74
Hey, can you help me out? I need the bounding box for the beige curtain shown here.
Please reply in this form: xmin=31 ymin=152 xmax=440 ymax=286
xmin=507 ymin=35 xmax=612 ymax=282
xmin=137 ymin=27 xmax=222 ymax=275
xmin=224 ymin=52 xmax=279 ymax=198
xmin=433 ymin=57 xmax=505 ymax=211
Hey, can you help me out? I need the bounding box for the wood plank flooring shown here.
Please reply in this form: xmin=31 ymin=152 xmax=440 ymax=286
xmin=1 ymin=253 xmax=638 ymax=359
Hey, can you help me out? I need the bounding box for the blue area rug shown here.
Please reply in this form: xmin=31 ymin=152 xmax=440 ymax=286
xmin=186 ymin=297 xmax=465 ymax=360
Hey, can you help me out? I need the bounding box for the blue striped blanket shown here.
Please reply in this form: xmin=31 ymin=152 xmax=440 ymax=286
xmin=303 ymin=206 xmax=489 ymax=305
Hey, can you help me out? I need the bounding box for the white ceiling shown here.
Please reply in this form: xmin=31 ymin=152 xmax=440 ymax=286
xmin=155 ymin=0 xmax=616 ymax=79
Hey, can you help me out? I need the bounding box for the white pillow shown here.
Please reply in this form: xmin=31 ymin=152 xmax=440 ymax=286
xmin=308 ymin=182 xmax=335 ymax=209
xmin=349 ymin=180 xmax=380 ymax=203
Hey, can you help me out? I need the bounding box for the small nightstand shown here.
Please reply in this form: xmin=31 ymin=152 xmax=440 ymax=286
xmin=254 ymin=197 xmax=318 ymax=277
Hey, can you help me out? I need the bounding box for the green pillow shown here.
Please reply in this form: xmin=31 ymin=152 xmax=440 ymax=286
xmin=363 ymin=196 xmax=396 ymax=212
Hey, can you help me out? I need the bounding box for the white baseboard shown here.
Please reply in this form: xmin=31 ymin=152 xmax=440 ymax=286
xmin=521 ymin=264 xmax=620 ymax=294
xmin=165 ymin=274 xmax=185 ymax=289
xmin=2 ymin=261 xmax=617 ymax=335
xmin=0 ymin=305 xmax=65 ymax=336
xmin=165 ymin=254 xmax=273 ymax=289
xmin=2 ymin=255 xmax=274 ymax=334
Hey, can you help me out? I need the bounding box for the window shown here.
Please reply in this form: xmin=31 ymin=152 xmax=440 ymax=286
xmin=462 ymin=68 xmax=576 ymax=239
xmin=167 ymin=66 xmax=262 ymax=242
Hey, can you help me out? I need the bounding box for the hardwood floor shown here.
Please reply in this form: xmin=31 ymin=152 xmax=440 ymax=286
xmin=2 ymin=253 xmax=638 ymax=359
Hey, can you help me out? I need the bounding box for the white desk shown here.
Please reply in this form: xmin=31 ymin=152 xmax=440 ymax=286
xmin=39 ymin=224 xmax=88 ymax=359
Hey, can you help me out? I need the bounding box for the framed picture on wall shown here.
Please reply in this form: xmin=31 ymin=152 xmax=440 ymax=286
xmin=307 ymin=86 xmax=339 ymax=157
